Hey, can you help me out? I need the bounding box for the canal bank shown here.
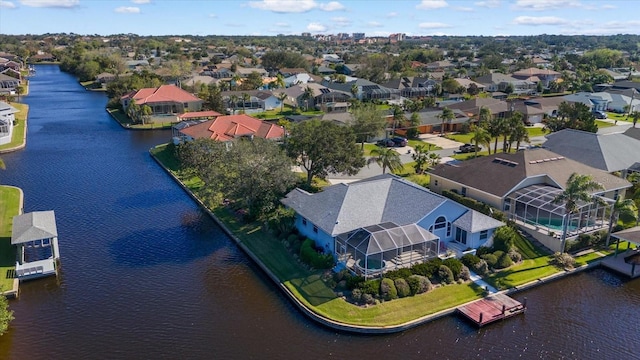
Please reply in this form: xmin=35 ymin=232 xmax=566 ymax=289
xmin=149 ymin=143 xmax=620 ymax=334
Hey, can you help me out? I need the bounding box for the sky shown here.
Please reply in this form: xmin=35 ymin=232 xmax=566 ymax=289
xmin=1 ymin=0 xmax=639 ymax=37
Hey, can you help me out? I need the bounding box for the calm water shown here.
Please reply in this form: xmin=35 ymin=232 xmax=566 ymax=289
xmin=0 ymin=66 xmax=638 ymax=360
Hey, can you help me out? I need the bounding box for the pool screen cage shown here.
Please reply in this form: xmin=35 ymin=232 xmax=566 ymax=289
xmin=336 ymin=222 xmax=439 ymax=278
xmin=506 ymin=184 xmax=613 ymax=238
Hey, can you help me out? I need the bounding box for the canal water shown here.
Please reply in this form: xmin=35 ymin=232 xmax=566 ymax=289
xmin=0 ymin=65 xmax=638 ymax=360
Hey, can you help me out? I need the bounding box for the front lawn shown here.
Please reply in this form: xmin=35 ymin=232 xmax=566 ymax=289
xmin=0 ymin=186 xmax=20 ymax=291
xmin=0 ymin=102 xmax=28 ymax=151
xmin=596 ymin=120 xmax=615 ymax=128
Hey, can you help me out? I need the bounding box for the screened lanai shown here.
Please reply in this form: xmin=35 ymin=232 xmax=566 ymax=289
xmin=506 ymin=184 xmax=612 ymax=239
xmin=336 ymin=222 xmax=439 ymax=278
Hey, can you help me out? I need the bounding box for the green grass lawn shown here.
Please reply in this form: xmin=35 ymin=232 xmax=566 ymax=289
xmin=606 ymin=112 xmax=632 ymax=122
xmin=596 ymin=120 xmax=615 ymax=128
xmin=407 ymin=139 xmax=442 ymax=150
xmin=0 ymin=102 xmax=28 ymax=151
xmin=0 ymin=186 xmax=20 ymax=291
xmin=253 ymin=106 xmax=324 ymax=120
xmin=447 ymin=127 xmax=547 ymax=146
xmin=150 ymin=144 xmax=488 ymax=327
xmin=485 ymin=256 xmax=559 ymax=290
xmin=108 ymin=108 xmax=173 ymax=129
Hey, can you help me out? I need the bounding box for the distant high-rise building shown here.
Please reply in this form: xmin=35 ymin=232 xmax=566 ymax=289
xmin=389 ymin=33 xmax=406 ymax=42
xmin=337 ymin=33 xmax=350 ymax=40
xmin=352 ymin=33 xmax=365 ymax=41
xmin=301 ymin=32 xmax=311 ymax=37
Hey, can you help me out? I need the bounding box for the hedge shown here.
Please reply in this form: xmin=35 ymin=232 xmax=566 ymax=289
xmin=299 ymin=238 xmax=334 ymax=269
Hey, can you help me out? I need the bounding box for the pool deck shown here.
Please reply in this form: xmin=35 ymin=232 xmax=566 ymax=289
xmin=601 ymin=249 xmax=640 ymax=279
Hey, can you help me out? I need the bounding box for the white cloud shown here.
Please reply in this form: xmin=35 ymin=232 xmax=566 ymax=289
xmin=20 ymin=0 xmax=78 ymax=7
xmin=367 ymin=21 xmax=383 ymax=28
xmin=249 ymin=0 xmax=317 ymax=13
xmin=131 ymin=0 xmax=150 ymax=3
xmin=418 ymin=22 xmax=452 ymax=29
xmin=307 ymin=22 xmax=327 ymax=32
xmin=319 ymin=1 xmax=344 ymax=11
xmin=387 ymin=11 xmax=398 ymax=18
xmin=474 ymin=0 xmax=500 ymax=7
xmin=416 ymin=0 xmax=448 ymax=9
xmin=513 ymin=0 xmax=582 ymax=11
xmin=0 ymin=1 xmax=16 ymax=8
xmin=512 ymin=16 xmax=567 ymax=25
xmin=332 ymin=16 xmax=351 ymax=27
xmin=455 ymin=6 xmax=474 ymax=12
xmin=601 ymin=4 xmax=616 ymax=9
xmin=115 ymin=6 xmax=140 ymax=13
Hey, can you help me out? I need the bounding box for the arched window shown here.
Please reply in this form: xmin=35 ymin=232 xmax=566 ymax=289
xmin=432 ymin=216 xmax=452 ymax=237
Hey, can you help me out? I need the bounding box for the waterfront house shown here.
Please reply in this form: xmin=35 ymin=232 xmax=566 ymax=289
xmin=0 ymin=73 xmax=20 ymax=94
xmin=0 ymin=101 xmax=17 ymax=145
xmin=221 ymin=90 xmax=280 ymax=114
xmin=12 ymin=211 xmax=61 ymax=281
xmin=281 ymin=174 xmax=504 ymax=277
xmin=120 ymin=84 xmax=203 ymax=118
xmin=175 ymin=113 xmax=284 ymax=143
xmin=429 ymin=148 xmax=631 ymax=252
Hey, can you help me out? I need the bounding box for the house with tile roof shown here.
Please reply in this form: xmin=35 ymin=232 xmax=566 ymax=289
xmin=446 ymin=97 xmax=510 ymax=119
xmin=512 ymin=68 xmax=561 ymax=87
xmin=475 ymin=73 xmax=537 ymax=95
xmin=176 ymin=114 xmax=284 ymax=142
xmin=120 ymin=84 xmax=203 ymax=116
xmin=281 ymin=174 xmax=504 ymax=275
xmin=429 ymin=148 xmax=631 ymax=252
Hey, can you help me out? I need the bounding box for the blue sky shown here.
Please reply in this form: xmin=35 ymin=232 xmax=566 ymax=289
xmin=1 ymin=0 xmax=639 ymax=37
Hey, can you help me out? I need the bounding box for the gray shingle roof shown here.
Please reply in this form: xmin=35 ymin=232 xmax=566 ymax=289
xmin=452 ymin=209 xmax=504 ymax=233
xmin=12 ymin=210 xmax=58 ymax=244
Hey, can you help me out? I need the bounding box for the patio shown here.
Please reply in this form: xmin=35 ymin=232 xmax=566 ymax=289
xmin=336 ymin=222 xmax=439 ymax=278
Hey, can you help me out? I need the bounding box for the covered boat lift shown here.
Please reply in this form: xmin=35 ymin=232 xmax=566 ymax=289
xmin=11 ymin=210 xmax=61 ymax=281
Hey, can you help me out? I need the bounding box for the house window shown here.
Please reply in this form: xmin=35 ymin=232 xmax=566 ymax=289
xmin=614 ymin=190 xmax=619 ymax=200
xmin=461 ymin=187 xmax=467 ymax=196
xmin=302 ymin=218 xmax=307 ymax=226
xmin=313 ymin=225 xmax=318 ymax=234
xmin=183 ymin=103 xmax=188 ymax=108
xmin=455 ymin=228 xmax=467 ymax=245
xmin=480 ymin=230 xmax=488 ymax=241
xmin=433 ymin=216 xmax=447 ymax=230
xmin=504 ymin=201 xmax=511 ymax=212
xmin=434 ymin=180 xmax=439 ymax=186
xmin=447 ymin=223 xmax=452 ymax=237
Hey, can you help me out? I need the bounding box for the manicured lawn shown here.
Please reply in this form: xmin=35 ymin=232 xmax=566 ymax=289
xmin=513 ymin=232 xmax=550 ymax=259
xmin=485 ymin=256 xmax=559 ymax=290
xmin=253 ymin=107 xmax=324 ymax=120
xmin=447 ymin=127 xmax=547 ymax=145
xmin=407 ymin=139 xmax=442 ymax=150
xmin=0 ymin=186 xmax=20 ymax=291
xmin=446 ymin=133 xmax=473 ymax=144
xmin=574 ymin=251 xmax=608 ymax=266
xmin=596 ymin=120 xmax=615 ymax=128
xmin=151 ymin=144 xmax=487 ymax=327
xmin=452 ymin=150 xmax=490 ymax=160
xmin=526 ymin=126 xmax=548 ymax=137
xmin=362 ymin=143 xmax=378 ymax=156
xmin=0 ymin=102 xmax=28 ymax=151
xmin=107 ymin=108 xmax=173 ymax=129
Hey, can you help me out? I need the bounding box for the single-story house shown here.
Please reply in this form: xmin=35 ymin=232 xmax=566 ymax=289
xmin=563 ymin=91 xmax=639 ymax=113
xmin=476 ymin=73 xmax=537 ymax=95
xmin=401 ymin=108 xmax=470 ymax=135
xmin=0 ymin=73 xmax=20 ymax=94
xmin=381 ymin=77 xmax=437 ymax=99
xmin=512 ymin=68 xmax=562 ymax=87
xmin=0 ymin=101 xmax=18 ymax=146
xmin=446 ymin=97 xmax=509 ymax=119
xmin=281 ymin=174 xmax=504 ymax=276
xmin=120 ymin=84 xmax=203 ymax=116
xmin=175 ymin=113 xmax=284 ymax=142
xmin=221 ymin=90 xmax=280 ymax=113
xmin=95 ymin=72 xmax=116 ymax=84
xmin=543 ymin=128 xmax=640 ymax=173
xmin=429 ymin=148 xmax=632 ymax=252
xmin=274 ymin=83 xmax=351 ymax=110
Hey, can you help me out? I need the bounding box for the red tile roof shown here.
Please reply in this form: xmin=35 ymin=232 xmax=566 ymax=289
xmin=121 ymin=84 xmax=201 ymax=105
xmin=179 ymin=114 xmax=284 ymax=142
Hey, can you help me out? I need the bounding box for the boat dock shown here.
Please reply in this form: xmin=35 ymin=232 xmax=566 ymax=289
xmin=457 ymin=293 xmax=526 ymax=327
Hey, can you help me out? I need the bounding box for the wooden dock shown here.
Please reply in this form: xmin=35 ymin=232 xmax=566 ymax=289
xmin=457 ymin=293 xmax=526 ymax=327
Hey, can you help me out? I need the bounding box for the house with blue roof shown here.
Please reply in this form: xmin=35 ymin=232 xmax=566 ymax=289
xmin=281 ymin=174 xmax=503 ymax=277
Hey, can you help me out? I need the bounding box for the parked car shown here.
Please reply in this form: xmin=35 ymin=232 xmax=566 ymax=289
xmin=376 ymin=139 xmax=395 ymax=147
xmin=458 ymin=143 xmax=481 ymax=153
xmin=593 ymin=110 xmax=607 ymax=119
xmin=391 ymin=137 xmax=408 ymax=147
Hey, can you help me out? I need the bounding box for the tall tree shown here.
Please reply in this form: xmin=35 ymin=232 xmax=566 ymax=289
xmin=411 ymin=143 xmax=430 ymax=174
xmin=367 ymin=147 xmax=402 ymax=174
xmin=286 ymin=120 xmax=365 ymax=187
xmin=349 ymin=103 xmax=386 ymax=149
xmin=229 ymin=94 xmax=238 ymax=114
xmin=545 ymin=101 xmax=598 ymax=133
xmin=406 ymin=112 xmax=421 ymax=139
xmin=553 ymin=173 xmax=605 ymax=253
xmin=605 ymin=197 xmax=638 ymax=246
xmin=438 ymin=107 xmax=455 ymax=136
xmin=469 ymin=124 xmax=491 ymax=157
xmin=241 ymin=93 xmax=250 ymax=113
xmin=207 ymin=84 xmax=224 ymax=113
xmin=302 ymin=86 xmax=314 ymax=111
xmin=486 ymin=115 xmax=506 ymax=155
xmin=509 ymin=117 xmax=530 ymax=152
xmin=478 ymin=106 xmax=492 ymax=126
xmin=15 ymin=85 xmax=25 ymax=102
xmin=277 ymin=92 xmax=288 ymax=114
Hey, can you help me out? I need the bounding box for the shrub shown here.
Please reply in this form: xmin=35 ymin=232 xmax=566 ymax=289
xmin=287 ymin=233 xmax=299 ymax=245
xmin=481 ymin=253 xmax=498 ymax=268
xmin=345 ymin=274 xmax=364 ymax=290
xmin=299 ymin=238 xmax=334 ymax=269
xmin=362 ymin=293 xmax=376 ymax=305
xmin=493 ymin=250 xmax=504 ymax=259
xmin=394 ymin=278 xmax=411 ymax=298
xmin=476 ymin=246 xmax=491 ymax=257
xmin=411 ymin=258 xmax=443 ymax=279
xmin=495 ymin=252 xmax=514 ymax=269
xmin=552 ymin=252 xmax=576 ymax=269
xmin=443 ymin=258 xmax=463 ymax=280
xmin=351 ymin=288 xmax=363 ymax=303
xmin=459 ymin=265 xmax=471 ymax=281
xmin=508 ymin=248 xmax=522 ymax=263
xmin=438 ymin=265 xmax=455 ymax=284
xmin=474 ymin=259 xmax=489 ymax=275
xmin=333 ymin=269 xmax=347 ymax=283
xmin=359 ymin=279 xmax=381 ymax=296
xmin=493 ymin=226 xmax=517 ymax=252
xmin=461 ymin=254 xmax=481 ymax=269
xmin=384 ymin=268 xmax=413 ymax=280
xmin=380 ymin=278 xmax=398 ymax=301
xmin=407 ymin=275 xmax=432 ymax=295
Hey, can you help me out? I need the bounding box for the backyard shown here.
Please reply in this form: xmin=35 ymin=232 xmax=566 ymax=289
xmin=0 ymin=102 xmax=28 ymax=151
xmin=0 ymin=186 xmax=20 ymax=292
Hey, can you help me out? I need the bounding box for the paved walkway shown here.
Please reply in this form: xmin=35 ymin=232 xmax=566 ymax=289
xmin=469 ymin=270 xmax=498 ymax=294
xmin=419 ymin=133 xmax=465 ymax=150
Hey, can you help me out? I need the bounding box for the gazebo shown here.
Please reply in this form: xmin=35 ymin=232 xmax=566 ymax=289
xmin=11 ymin=210 xmax=61 ymax=281
xmin=506 ymin=184 xmax=612 ymax=239
xmin=601 ymin=226 xmax=640 ymax=278
xmin=336 ymin=222 xmax=439 ymax=278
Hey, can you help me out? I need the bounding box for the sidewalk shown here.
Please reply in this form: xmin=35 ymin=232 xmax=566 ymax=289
xmin=469 ymin=271 xmax=498 ymax=294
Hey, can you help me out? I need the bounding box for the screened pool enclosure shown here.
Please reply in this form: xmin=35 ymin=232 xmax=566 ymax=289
xmin=506 ymin=184 xmax=613 ymax=238
xmin=336 ymin=222 xmax=440 ymax=278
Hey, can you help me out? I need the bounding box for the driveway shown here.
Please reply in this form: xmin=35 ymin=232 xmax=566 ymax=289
xmin=419 ymin=133 xmax=465 ymax=150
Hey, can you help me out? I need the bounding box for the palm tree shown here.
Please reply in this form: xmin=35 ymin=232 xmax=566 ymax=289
xmin=553 ymin=173 xmax=605 ymax=253
xmin=428 ymin=152 xmax=441 ymax=168
xmin=241 ymin=93 xmax=250 ymax=113
xmin=412 ymin=143 xmax=429 ymax=174
xmin=231 ymin=74 xmax=241 ymax=90
xmin=277 ymin=92 xmax=287 ymax=114
xmin=229 ymin=94 xmax=238 ymax=114
xmin=478 ymin=106 xmax=492 ymax=126
xmin=438 ymin=107 xmax=455 ymax=136
xmin=368 ymin=147 xmax=403 ymax=174
xmin=273 ymin=73 xmax=285 ymax=89
xmin=627 ymin=172 xmax=640 ymax=226
xmin=486 ymin=116 xmax=506 ymax=155
xmin=631 ymin=111 xmax=640 ymax=128
xmin=15 ymin=85 xmax=25 ymax=103
xmin=503 ymin=112 xmax=523 ymax=152
xmin=470 ymin=124 xmax=491 ymax=157
xmin=509 ymin=119 xmax=530 ymax=152
xmin=302 ymin=86 xmax=314 ymax=112
xmin=605 ymin=196 xmax=638 ymax=246
xmin=350 ymin=84 xmax=359 ymax=99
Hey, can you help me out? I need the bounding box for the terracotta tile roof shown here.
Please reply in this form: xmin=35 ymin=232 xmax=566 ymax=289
xmin=179 ymin=114 xmax=284 ymax=142
xmin=121 ymin=84 xmax=201 ymax=105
